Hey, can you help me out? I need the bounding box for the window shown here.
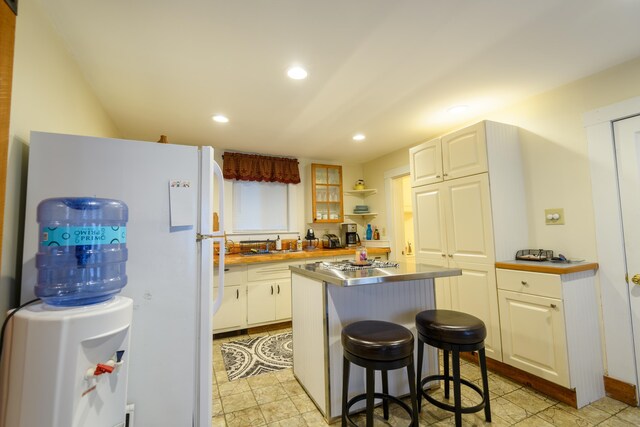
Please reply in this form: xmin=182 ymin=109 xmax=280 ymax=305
xmin=232 ymin=181 xmax=289 ymax=232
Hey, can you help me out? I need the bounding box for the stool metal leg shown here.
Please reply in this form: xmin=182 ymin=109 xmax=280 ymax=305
xmin=381 ymin=370 xmax=389 ymax=420
xmin=342 ymin=357 xmax=350 ymax=427
xmin=479 ymin=348 xmax=492 ymax=422
xmin=452 ymin=349 xmax=462 ymax=427
xmin=443 ymin=349 xmax=450 ymax=400
xmin=366 ymin=367 xmax=375 ymax=427
xmin=406 ymin=355 xmax=419 ymax=427
xmin=416 ymin=337 xmax=424 ymax=412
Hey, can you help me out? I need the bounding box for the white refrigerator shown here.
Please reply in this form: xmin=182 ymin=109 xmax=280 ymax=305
xmin=19 ymin=132 xmax=225 ymax=427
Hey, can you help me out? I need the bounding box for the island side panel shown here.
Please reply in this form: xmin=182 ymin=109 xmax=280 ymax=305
xmin=326 ymin=278 xmax=438 ymax=419
xmin=291 ymin=273 xmax=328 ymax=415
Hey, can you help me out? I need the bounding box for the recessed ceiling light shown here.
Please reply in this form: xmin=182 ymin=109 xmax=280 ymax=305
xmin=352 ymin=134 xmax=366 ymax=141
xmin=287 ymin=66 xmax=308 ymax=80
xmin=447 ymin=105 xmax=469 ymax=114
xmin=212 ymin=114 xmax=229 ymax=123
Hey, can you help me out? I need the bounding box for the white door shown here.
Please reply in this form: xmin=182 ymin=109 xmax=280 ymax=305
xmin=412 ymin=183 xmax=447 ymax=263
xmin=614 ymin=115 xmax=640 ymax=391
xmin=409 ymin=138 xmax=443 ymax=187
xmin=443 ymin=174 xmax=495 ymax=265
xmin=441 ymin=121 xmax=488 ymax=180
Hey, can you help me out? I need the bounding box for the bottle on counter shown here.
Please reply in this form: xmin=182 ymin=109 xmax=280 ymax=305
xmin=276 ymin=235 xmax=282 ymax=251
xmin=373 ymin=227 xmax=380 ymax=240
xmin=296 ymin=236 xmax=302 ymax=251
xmin=366 ymin=224 xmax=373 ymax=240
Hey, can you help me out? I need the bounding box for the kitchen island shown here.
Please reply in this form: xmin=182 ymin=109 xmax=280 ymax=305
xmin=289 ymin=260 xmax=461 ymax=422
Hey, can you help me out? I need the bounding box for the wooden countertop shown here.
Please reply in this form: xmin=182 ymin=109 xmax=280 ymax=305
xmin=495 ymin=260 xmax=599 ymax=274
xmin=216 ymin=247 xmax=391 ymax=265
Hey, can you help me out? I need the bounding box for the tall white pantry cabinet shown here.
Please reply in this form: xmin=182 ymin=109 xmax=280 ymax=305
xmin=409 ymin=121 xmax=528 ymax=361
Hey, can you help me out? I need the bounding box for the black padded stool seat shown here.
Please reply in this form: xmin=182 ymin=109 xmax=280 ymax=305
xmin=415 ymin=310 xmax=491 ymax=427
xmin=342 ymin=320 xmax=414 ymax=361
xmin=415 ymin=309 xmax=486 ymax=345
xmin=341 ymin=320 xmax=419 ymax=427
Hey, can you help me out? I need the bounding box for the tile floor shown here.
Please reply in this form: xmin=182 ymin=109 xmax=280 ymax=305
xmin=212 ymin=328 xmax=640 ymax=426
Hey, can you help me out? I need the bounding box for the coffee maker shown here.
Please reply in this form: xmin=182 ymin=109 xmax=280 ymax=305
xmin=340 ymin=223 xmax=361 ymax=248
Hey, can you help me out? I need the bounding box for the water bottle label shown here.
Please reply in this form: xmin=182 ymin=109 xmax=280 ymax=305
xmin=41 ymin=226 xmax=127 ymax=246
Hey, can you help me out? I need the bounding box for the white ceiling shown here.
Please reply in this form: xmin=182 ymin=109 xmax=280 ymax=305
xmin=36 ymin=0 xmax=640 ymax=162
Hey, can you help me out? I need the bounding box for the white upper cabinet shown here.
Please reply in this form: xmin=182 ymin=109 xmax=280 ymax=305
xmin=410 ymin=138 xmax=443 ymax=187
xmin=442 ymin=122 xmax=488 ymax=180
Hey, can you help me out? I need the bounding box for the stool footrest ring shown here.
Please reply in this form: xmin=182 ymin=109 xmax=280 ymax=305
xmin=420 ymin=374 xmax=487 ymax=414
xmin=345 ymin=392 xmax=415 ymax=427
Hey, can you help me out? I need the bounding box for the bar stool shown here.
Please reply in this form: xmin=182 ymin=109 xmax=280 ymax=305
xmin=415 ymin=310 xmax=491 ymax=427
xmin=341 ymin=320 xmax=419 ymax=427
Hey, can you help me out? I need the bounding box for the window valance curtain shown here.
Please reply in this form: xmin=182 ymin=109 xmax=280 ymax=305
xmin=222 ymin=152 xmax=301 ymax=184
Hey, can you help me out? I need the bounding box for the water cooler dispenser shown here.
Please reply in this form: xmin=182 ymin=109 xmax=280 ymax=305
xmin=0 ymin=198 xmax=133 ymax=427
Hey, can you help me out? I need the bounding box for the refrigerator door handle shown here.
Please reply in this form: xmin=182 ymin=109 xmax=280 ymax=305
xmin=211 ymin=160 xmax=225 ymax=237
xmin=212 ymin=237 xmax=225 ymax=315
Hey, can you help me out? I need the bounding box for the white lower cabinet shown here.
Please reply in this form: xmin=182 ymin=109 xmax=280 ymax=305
xmin=434 ymin=261 xmax=502 ymax=360
xmin=213 ymin=265 xmax=247 ymax=333
xmin=213 ymin=285 xmax=246 ymax=331
xmin=247 ymin=279 xmax=292 ymax=325
xmin=496 ymin=267 xmax=604 ymax=407
xmin=498 ymin=289 xmax=569 ymax=387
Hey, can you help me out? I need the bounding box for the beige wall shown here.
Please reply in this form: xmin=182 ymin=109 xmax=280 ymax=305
xmin=364 ymin=56 xmax=640 ymax=262
xmin=1 ymin=0 xmax=119 ymax=314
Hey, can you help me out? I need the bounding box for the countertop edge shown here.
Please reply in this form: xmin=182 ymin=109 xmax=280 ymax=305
xmin=495 ymin=261 xmax=599 ymax=274
xmin=216 ymin=247 xmax=390 ymax=265
xmin=290 ymin=265 xmax=462 ymax=287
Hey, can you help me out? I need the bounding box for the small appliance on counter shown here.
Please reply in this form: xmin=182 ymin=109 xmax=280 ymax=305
xmin=341 ymin=223 xmax=361 ymax=248
xmin=304 ymin=228 xmax=319 ymax=250
xmin=322 ymin=233 xmax=341 ymax=249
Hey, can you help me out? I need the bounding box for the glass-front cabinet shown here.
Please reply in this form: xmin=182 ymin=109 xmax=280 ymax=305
xmin=311 ymin=164 xmax=344 ymax=223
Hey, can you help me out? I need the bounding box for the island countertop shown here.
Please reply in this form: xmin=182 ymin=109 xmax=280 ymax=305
xmin=289 ymin=260 xmax=461 ymax=287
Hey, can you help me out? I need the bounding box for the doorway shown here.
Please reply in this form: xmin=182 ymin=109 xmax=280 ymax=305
xmin=587 ymin=96 xmax=640 ymax=404
xmin=613 ymin=114 xmax=640 ymax=396
xmin=385 ymin=166 xmax=415 ymax=263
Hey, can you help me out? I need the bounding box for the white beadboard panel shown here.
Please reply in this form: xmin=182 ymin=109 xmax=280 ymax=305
xmin=291 ymin=274 xmax=328 ymax=414
xmin=325 ymin=279 xmax=438 ymax=419
xmin=586 ymin=121 xmax=638 ymax=388
xmin=485 ymin=120 xmax=529 ymax=262
xmin=561 ymin=270 xmax=605 ymax=407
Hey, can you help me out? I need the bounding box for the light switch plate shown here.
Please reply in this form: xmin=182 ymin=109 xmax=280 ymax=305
xmin=545 ymin=208 xmax=565 ymax=225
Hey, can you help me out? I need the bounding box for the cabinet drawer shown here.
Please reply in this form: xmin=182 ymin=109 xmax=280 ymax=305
xmin=247 ymin=262 xmax=293 ymax=281
xmin=496 ymin=269 xmax=561 ymax=299
xmin=214 ymin=265 xmax=246 ymax=287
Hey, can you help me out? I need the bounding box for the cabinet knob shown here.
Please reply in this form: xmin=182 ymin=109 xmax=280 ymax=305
xmin=441 ymin=254 xmax=446 ymax=258
xmin=443 ymin=173 xmax=448 ymax=177
xmin=436 ymin=175 xmax=441 ymax=178
xmin=271 ymin=285 xmax=274 ymax=295
xmin=236 ymin=289 xmax=239 ymax=299
xmin=448 ymin=254 xmax=453 ymax=258
xmin=277 ymin=284 xmax=281 ymax=294
xmin=521 ymin=281 xmax=528 ymax=286
xmin=550 ymin=304 xmax=557 ymax=309
xmin=632 ymin=274 xmax=640 ymax=286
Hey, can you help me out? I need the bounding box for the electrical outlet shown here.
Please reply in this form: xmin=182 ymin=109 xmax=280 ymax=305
xmin=545 ymin=208 xmax=565 ymax=225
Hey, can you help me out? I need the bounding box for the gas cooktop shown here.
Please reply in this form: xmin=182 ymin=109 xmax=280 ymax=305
xmin=321 ymin=260 xmax=399 ymax=272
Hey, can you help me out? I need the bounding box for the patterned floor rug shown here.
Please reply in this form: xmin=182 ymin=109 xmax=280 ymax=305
xmin=221 ymin=332 xmax=293 ymax=381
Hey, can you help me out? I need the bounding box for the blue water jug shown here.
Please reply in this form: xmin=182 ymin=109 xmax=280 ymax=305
xmin=34 ymin=197 xmax=128 ymax=306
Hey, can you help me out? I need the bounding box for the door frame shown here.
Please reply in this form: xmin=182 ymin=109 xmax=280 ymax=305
xmin=384 ymin=165 xmax=410 ymax=261
xmin=585 ymin=96 xmax=640 ymax=397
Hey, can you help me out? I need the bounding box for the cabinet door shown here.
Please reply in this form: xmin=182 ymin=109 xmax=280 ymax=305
xmin=213 ymin=285 xmax=245 ymax=332
xmin=443 ymin=174 xmax=495 ymax=265
xmin=449 ymin=262 xmax=501 ymax=360
xmin=442 ymin=121 xmax=487 ymax=180
xmin=498 ymin=289 xmax=570 ymax=387
xmin=312 ymin=163 xmax=344 ymax=223
xmin=410 ymin=138 xmax=443 ymax=187
xmin=412 ymin=183 xmax=447 ymax=263
xmin=247 ymin=282 xmax=276 ymax=325
xmin=275 ymin=280 xmax=292 ymax=321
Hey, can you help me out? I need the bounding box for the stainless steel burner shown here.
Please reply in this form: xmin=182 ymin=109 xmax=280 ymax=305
xmin=321 ymin=260 xmax=399 ymax=272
